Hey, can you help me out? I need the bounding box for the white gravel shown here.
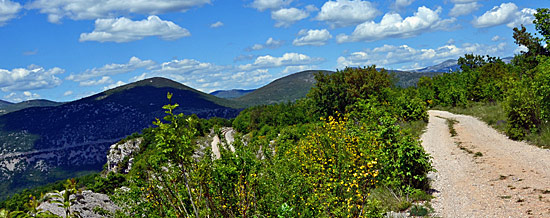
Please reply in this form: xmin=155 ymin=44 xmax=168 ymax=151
xmin=422 ymin=110 xmax=550 ymax=218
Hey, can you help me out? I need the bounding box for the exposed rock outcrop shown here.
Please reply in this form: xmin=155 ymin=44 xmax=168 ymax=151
xmin=106 ymin=138 xmax=142 ymax=174
xmin=38 ymin=190 xmax=120 ymax=218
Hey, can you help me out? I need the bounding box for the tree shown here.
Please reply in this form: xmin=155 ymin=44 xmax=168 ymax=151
xmin=308 ymin=66 xmax=393 ymax=117
xmin=534 ymin=8 xmax=550 ymax=45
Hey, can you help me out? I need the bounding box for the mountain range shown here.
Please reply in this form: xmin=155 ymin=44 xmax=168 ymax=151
xmin=0 ymin=59 xmax=463 ymax=200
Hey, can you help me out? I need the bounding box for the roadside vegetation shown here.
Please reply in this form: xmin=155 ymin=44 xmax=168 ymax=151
xmin=1 ymin=7 xmax=549 ymax=218
xmin=418 ymin=8 xmax=550 ymax=148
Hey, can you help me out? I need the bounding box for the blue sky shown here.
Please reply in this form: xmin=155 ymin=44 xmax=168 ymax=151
xmin=0 ymin=0 xmax=546 ymax=102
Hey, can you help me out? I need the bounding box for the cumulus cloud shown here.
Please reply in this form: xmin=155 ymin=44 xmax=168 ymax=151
xmin=492 ymin=35 xmax=503 ymax=41
xmin=63 ymin=90 xmax=73 ymax=96
xmin=281 ymin=65 xmax=316 ymax=74
xmin=392 ymin=0 xmax=415 ymax=11
xmin=271 ymin=7 xmax=308 ymax=27
xmin=210 ymin=21 xmax=223 ymax=28
xmin=316 ymin=0 xmax=379 ymax=28
xmin=0 ymin=65 xmax=63 ymax=92
xmin=336 ymin=6 xmax=455 ymax=43
xmin=80 ymin=15 xmax=190 ymax=43
xmin=152 ymin=58 xmax=229 ymax=75
xmin=293 ymin=29 xmax=332 ymax=46
xmin=4 ymin=91 xmax=40 ymax=102
xmin=246 ymin=37 xmax=284 ymax=51
xmin=0 ymin=0 xmax=21 ymax=26
xmin=26 ymin=0 xmax=211 ymax=23
xmin=79 ymin=76 xmax=113 ymax=87
xmin=103 ymin=81 xmax=126 ymax=91
xmin=472 ymin=3 xmax=535 ymax=28
xmin=449 ymin=2 xmax=480 ymax=17
xmin=67 ymin=56 xmax=155 ymax=82
xmin=239 ymin=52 xmax=324 ymax=71
xmin=234 ymin=54 xmax=258 ymax=62
xmin=250 ymin=0 xmax=292 ymax=11
xmin=336 ymin=42 xmax=507 ymax=70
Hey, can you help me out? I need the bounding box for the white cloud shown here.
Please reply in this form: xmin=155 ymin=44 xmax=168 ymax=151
xmin=229 ymin=69 xmax=273 ymax=87
xmin=271 ymin=7 xmax=308 ymax=27
xmin=492 ymin=35 xmax=502 ymax=41
xmin=316 ymin=0 xmax=379 ymax=28
xmin=210 ymin=21 xmax=223 ymax=28
xmin=234 ymin=54 xmax=257 ymax=62
xmin=451 ymin=0 xmax=478 ymax=3
xmin=472 ymin=3 xmax=535 ymax=28
xmin=79 ymin=76 xmax=113 ymax=87
xmin=67 ymin=56 xmax=155 ymax=82
xmin=250 ymin=0 xmax=292 ymax=12
xmin=153 ymin=58 xmax=229 ymax=75
xmin=130 ymin=73 xmax=148 ymax=82
xmin=247 ymin=37 xmax=283 ymax=51
xmin=63 ymin=90 xmax=73 ymax=96
xmin=0 ymin=65 xmax=63 ymax=92
xmin=336 ymin=42 xmax=508 ymax=70
xmin=80 ymin=15 xmax=190 ymax=43
xmin=515 ymin=45 xmax=528 ymax=54
xmin=26 ymin=0 xmax=211 ymax=23
xmin=336 ymin=6 xmax=455 ymax=43
xmin=449 ymin=2 xmax=480 ymax=17
xmin=293 ymin=29 xmax=332 ymax=46
xmin=0 ymin=0 xmax=21 ymax=26
xmin=239 ymin=52 xmax=324 ymax=71
xmin=305 ymin=4 xmax=318 ymax=12
xmin=4 ymin=91 xmax=40 ymax=102
xmin=281 ymin=65 xmax=316 ymax=74
xmin=103 ymin=81 xmax=126 ymax=91
xmin=392 ymin=0 xmax=415 ymax=11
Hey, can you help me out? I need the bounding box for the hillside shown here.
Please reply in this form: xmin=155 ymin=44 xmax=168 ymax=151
xmin=233 ymin=70 xmax=334 ymax=107
xmin=0 ymin=100 xmax=12 ymax=109
xmin=0 ymin=99 xmax=62 ymax=115
xmin=210 ymin=89 xmax=255 ymax=99
xmin=0 ymin=77 xmax=241 ymax=200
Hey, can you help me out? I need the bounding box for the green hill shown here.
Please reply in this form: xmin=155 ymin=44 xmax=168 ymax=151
xmin=0 ymin=100 xmax=12 ymax=109
xmin=0 ymin=99 xmax=62 ymax=115
xmin=233 ymin=70 xmax=334 ymax=107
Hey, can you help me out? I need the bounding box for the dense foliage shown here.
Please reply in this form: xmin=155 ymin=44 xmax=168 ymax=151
xmin=416 ymin=8 xmax=550 ymax=141
xmin=108 ymin=66 xmax=433 ymax=217
xmin=3 ymin=7 xmax=549 ymax=217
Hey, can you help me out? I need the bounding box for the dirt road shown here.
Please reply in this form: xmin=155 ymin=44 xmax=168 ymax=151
xmin=421 ymin=110 xmax=550 ymax=217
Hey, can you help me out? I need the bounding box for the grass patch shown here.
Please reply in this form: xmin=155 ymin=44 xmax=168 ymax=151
xmin=368 ymin=187 xmax=433 ymax=213
xmin=433 ymin=101 xmax=550 ymax=149
xmin=474 ymin=152 xmax=483 ymax=157
xmin=499 ymin=195 xmax=512 ymax=199
xmin=410 ymin=204 xmax=429 ymax=216
xmin=434 ymin=101 xmax=507 ymax=132
xmin=435 ymin=116 xmax=459 ymax=137
xmin=399 ymin=119 xmax=428 ymax=139
xmin=525 ymin=123 xmax=550 ymax=149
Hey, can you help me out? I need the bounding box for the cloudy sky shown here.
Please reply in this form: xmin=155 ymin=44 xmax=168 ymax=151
xmin=0 ymin=0 xmax=545 ymax=102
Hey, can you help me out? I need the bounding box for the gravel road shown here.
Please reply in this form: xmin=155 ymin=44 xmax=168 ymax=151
xmin=421 ymin=110 xmax=550 ymax=218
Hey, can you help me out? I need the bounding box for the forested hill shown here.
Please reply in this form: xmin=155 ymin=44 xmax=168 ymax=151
xmin=0 ymin=77 xmax=241 ymax=200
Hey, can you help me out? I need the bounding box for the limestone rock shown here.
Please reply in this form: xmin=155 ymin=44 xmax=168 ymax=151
xmin=106 ymin=138 xmax=142 ymax=174
xmin=38 ymin=190 xmax=120 ymax=218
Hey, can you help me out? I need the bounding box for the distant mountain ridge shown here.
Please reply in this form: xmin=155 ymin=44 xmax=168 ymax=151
xmin=0 ymin=77 xmax=241 ymax=200
xmin=210 ymin=89 xmax=256 ymax=99
xmin=233 ymin=70 xmax=335 ymax=107
xmin=412 ymin=57 xmax=513 ymax=73
xmin=0 ymin=99 xmax=62 ymax=115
